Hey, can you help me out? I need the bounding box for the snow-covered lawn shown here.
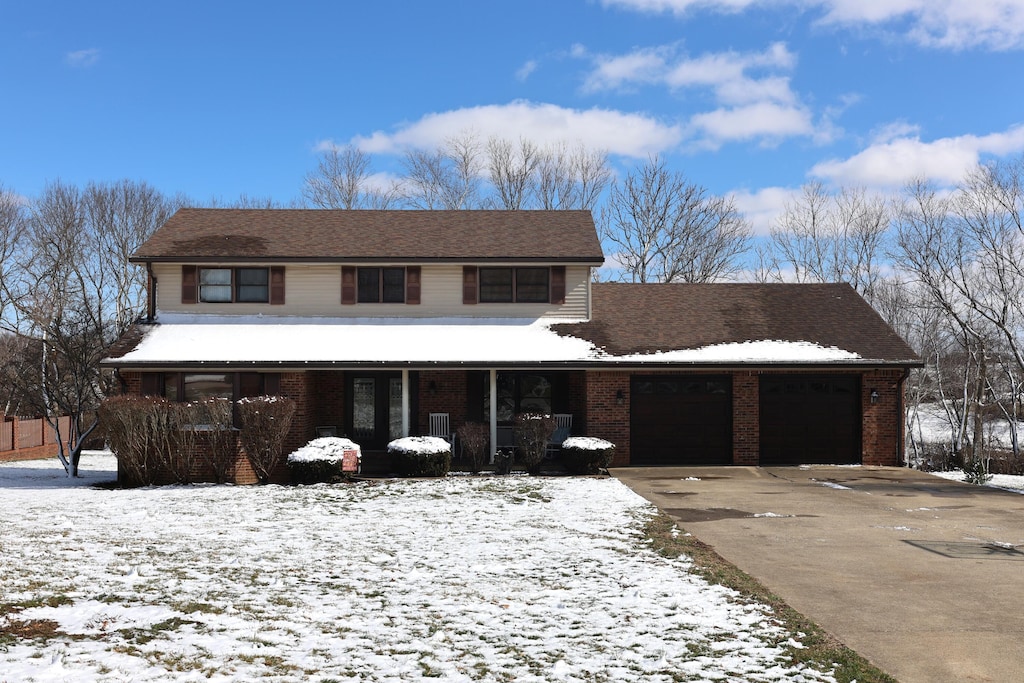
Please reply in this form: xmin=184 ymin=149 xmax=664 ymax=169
xmin=0 ymin=454 xmax=833 ymax=682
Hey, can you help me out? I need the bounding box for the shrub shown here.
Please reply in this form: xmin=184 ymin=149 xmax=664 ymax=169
xmin=514 ymin=413 xmax=555 ymax=475
xmin=455 ymin=422 xmax=489 ymax=473
xmin=388 ymin=436 xmax=451 ymax=477
xmin=188 ymin=398 xmax=237 ymax=484
xmin=287 ymin=437 xmax=361 ymax=484
xmin=237 ymin=396 xmax=297 ymax=484
xmin=561 ymin=437 xmax=615 ymax=475
xmin=99 ymin=395 xmax=167 ymax=486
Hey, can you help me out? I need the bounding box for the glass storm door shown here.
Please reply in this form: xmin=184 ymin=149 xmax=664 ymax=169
xmin=349 ymin=373 xmax=403 ymax=450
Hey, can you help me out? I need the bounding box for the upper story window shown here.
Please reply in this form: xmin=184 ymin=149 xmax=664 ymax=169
xmin=479 ymin=267 xmax=549 ymax=303
xmin=199 ymin=267 xmax=269 ymax=303
xmin=342 ymin=266 xmax=420 ymax=305
xmin=358 ymin=267 xmax=405 ymax=303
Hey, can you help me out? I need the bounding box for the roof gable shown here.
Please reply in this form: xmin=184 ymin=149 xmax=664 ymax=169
xmin=132 ymin=209 xmax=605 ymax=263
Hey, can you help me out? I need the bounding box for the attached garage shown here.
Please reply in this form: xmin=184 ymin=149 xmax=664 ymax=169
xmin=759 ymin=375 xmax=861 ymax=465
xmin=630 ymin=375 xmax=732 ymax=465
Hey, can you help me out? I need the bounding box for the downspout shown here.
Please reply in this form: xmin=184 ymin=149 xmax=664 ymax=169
xmin=897 ymin=367 xmax=910 ymax=467
xmin=145 ymin=262 xmax=156 ymax=323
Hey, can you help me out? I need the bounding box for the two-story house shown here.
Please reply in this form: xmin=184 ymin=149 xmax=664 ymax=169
xmin=104 ymin=208 xmax=920 ymax=482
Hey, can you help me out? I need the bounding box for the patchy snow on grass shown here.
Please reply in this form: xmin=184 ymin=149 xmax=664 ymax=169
xmin=909 ymin=402 xmax=1023 ymax=449
xmin=929 ymin=470 xmax=1024 ymax=494
xmin=0 ymin=454 xmax=834 ymax=682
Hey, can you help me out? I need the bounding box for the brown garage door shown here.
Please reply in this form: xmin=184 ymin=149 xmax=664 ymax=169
xmin=631 ymin=376 xmax=732 ymax=465
xmin=759 ymin=375 xmax=860 ymax=465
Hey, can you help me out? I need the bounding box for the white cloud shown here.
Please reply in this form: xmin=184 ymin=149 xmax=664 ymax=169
xmin=582 ymin=42 xmax=818 ymax=147
xmin=65 ymin=48 xmax=100 ymax=68
xmin=810 ymin=124 xmax=1024 ymax=187
xmin=516 ymin=60 xmax=538 ymax=82
xmin=689 ymin=102 xmax=814 ymax=147
xmin=602 ymin=0 xmax=1024 ymax=51
xmin=351 ymin=101 xmax=683 ymax=158
xmin=731 ymin=186 xmax=801 ymax=235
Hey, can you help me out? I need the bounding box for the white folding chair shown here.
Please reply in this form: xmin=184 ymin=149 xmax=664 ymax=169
xmin=429 ymin=413 xmax=455 ymax=451
xmin=546 ymin=414 xmax=573 ymax=459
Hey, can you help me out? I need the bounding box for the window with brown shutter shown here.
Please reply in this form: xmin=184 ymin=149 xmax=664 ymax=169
xmin=550 ymin=266 xmax=566 ymax=305
xmin=406 ymin=266 xmax=421 ymax=305
xmin=463 ymin=266 xmax=478 ymax=304
xmin=341 ymin=266 xmax=356 ymax=305
xmin=270 ymin=266 xmax=285 ymax=305
xmin=181 ymin=265 xmax=197 ymax=304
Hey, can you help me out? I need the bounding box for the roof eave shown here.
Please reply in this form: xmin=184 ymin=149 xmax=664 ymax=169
xmin=129 ymin=256 xmax=605 ymax=265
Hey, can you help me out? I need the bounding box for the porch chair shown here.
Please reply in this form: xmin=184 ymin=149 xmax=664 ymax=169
xmin=546 ymin=413 xmax=573 ymax=459
xmin=428 ymin=413 xmax=456 ymax=452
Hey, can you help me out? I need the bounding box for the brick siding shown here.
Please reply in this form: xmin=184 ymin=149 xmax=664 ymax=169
xmin=583 ymin=371 xmax=631 ymax=466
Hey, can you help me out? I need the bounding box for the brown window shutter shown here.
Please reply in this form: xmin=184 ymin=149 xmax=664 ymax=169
xmin=341 ymin=266 xmax=356 ymax=305
xmin=181 ymin=265 xmax=197 ymax=304
xmin=550 ymin=266 xmax=566 ymax=305
xmin=463 ymin=266 xmax=478 ymax=305
xmin=270 ymin=266 xmax=285 ymax=305
xmin=406 ymin=266 xmax=421 ymax=305
xmin=263 ymin=373 xmax=281 ymax=396
xmin=140 ymin=373 xmax=161 ymax=396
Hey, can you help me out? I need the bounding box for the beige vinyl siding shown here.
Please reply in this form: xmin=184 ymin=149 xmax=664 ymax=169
xmin=154 ymin=263 xmax=591 ymax=319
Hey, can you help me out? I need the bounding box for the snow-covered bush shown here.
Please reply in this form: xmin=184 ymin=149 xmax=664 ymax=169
xmin=388 ymin=436 xmax=451 ymax=477
xmin=514 ymin=413 xmax=556 ymax=475
xmin=455 ymin=421 xmax=488 ymax=473
xmin=287 ymin=437 xmax=361 ymax=484
xmin=561 ymin=437 xmax=615 ymax=475
xmin=237 ymin=396 xmax=296 ymax=484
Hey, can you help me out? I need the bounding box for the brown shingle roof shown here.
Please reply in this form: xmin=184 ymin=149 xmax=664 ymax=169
xmin=131 ymin=209 xmax=605 ymax=262
xmin=554 ymin=282 xmax=920 ymax=364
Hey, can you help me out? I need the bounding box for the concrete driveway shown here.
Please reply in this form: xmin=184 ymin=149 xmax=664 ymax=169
xmin=612 ymin=466 xmax=1024 ymax=683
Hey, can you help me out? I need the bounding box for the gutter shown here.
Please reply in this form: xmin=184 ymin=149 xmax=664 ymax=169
xmin=897 ymin=366 xmax=910 ymax=467
xmin=100 ymin=358 xmax=922 ymax=371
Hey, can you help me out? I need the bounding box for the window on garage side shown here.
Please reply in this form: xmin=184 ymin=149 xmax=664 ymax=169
xmin=479 ymin=267 xmax=549 ymax=303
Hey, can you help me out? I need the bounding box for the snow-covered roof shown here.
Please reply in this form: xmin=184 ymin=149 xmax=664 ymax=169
xmin=104 ymin=313 xmax=884 ymax=368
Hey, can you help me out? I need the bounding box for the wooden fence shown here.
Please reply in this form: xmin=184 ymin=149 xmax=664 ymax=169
xmin=0 ymin=415 xmax=72 ymax=461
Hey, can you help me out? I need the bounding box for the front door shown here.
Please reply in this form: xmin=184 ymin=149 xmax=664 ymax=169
xmin=348 ymin=373 xmax=404 ymax=450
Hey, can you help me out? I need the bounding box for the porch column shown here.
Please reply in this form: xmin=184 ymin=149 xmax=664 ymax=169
xmin=401 ymin=370 xmax=410 ymax=437
xmin=489 ymin=369 xmax=497 ymax=462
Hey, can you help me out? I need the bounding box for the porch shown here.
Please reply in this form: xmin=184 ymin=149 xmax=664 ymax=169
xmin=301 ymin=369 xmax=587 ymax=466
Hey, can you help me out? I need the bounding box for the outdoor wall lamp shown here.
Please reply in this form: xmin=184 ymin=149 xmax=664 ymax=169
xmin=616 ymin=389 xmax=626 ymax=405
xmin=870 ymin=389 xmax=879 ymax=405
xmin=428 ymin=381 xmax=437 ymax=395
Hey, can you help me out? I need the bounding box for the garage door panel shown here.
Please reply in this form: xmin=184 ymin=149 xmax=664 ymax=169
xmin=759 ymin=375 xmax=860 ymax=465
xmin=631 ymin=375 xmax=732 ymax=466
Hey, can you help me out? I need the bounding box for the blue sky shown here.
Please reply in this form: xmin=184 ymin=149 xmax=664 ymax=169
xmin=3 ymin=0 xmax=1024 ymax=232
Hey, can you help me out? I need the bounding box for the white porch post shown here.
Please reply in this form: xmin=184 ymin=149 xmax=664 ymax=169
xmin=401 ymin=369 xmax=410 ymax=437
xmin=489 ymin=369 xmax=497 ymax=462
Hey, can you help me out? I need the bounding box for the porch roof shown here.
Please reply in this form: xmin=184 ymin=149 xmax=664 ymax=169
xmin=103 ymin=312 xmax=914 ymax=369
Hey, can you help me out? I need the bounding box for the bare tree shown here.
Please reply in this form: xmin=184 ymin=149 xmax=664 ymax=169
xmin=600 ymin=156 xmax=751 ymax=282
xmin=86 ymin=180 xmax=179 ymax=330
xmin=2 ymin=180 xmax=177 ymax=476
xmin=401 ymin=131 xmax=484 ymax=209
xmin=534 ymin=142 xmax=612 ymax=211
xmin=487 ymin=137 xmax=540 ymax=210
xmin=302 ymin=145 xmax=400 ymax=209
xmin=759 ymin=182 xmax=889 ymax=298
